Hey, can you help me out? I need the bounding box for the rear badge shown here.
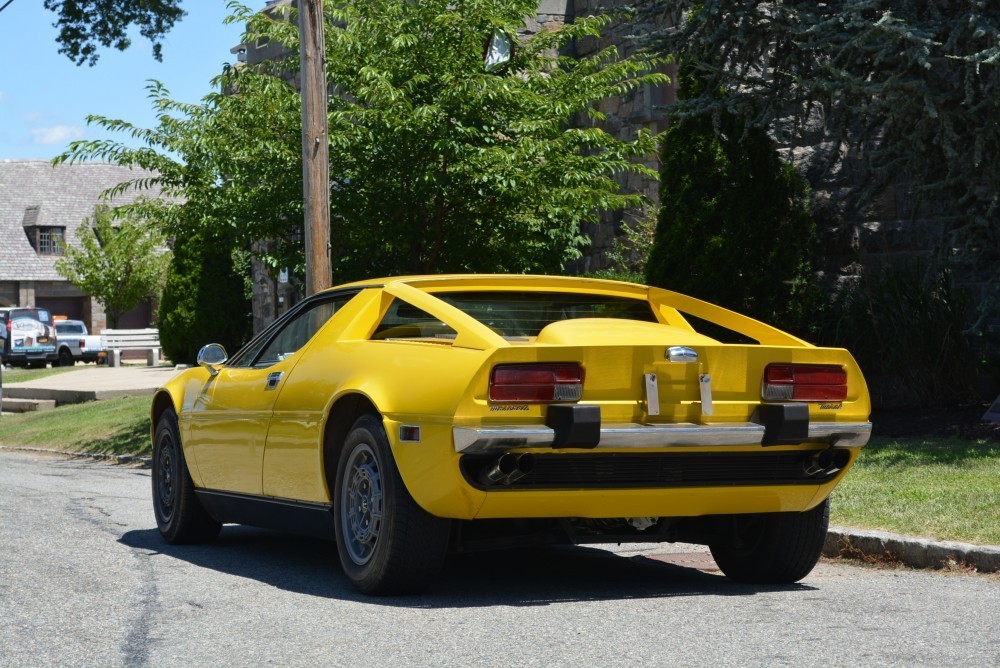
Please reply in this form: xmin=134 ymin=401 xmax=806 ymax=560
xmin=489 ymin=405 xmax=529 ymax=412
xmin=667 ymin=346 xmax=699 ymax=363
xmin=821 ymin=402 xmax=843 ymax=410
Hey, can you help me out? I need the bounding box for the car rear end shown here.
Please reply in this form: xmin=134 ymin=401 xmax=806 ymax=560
xmin=385 ymin=278 xmax=871 ymax=523
xmin=1 ymin=307 xmax=58 ymax=367
xmin=452 ymin=338 xmax=869 ymax=520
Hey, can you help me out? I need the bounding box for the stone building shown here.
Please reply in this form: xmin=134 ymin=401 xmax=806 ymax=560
xmin=0 ymin=160 xmax=159 ymax=331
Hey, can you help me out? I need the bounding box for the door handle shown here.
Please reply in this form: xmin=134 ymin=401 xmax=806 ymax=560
xmin=265 ymin=371 xmax=284 ymax=391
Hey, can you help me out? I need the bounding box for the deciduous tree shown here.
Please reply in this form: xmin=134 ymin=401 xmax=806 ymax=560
xmin=55 ymin=204 xmax=171 ymax=327
xmin=58 ymin=0 xmax=667 ymax=282
xmin=43 ymin=0 xmax=185 ymax=66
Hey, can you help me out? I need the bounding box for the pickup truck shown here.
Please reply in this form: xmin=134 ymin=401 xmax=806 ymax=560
xmin=54 ymin=319 xmax=107 ymax=366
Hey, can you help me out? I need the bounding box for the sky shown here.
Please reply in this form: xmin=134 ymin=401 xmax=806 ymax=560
xmin=0 ymin=1 xmax=254 ymax=160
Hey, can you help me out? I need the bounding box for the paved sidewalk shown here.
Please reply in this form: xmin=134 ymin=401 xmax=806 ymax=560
xmin=2 ymin=365 xmax=185 ymax=405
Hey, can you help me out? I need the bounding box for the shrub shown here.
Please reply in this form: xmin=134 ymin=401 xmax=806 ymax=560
xmin=823 ymin=261 xmax=978 ymax=408
xmin=645 ymin=74 xmax=819 ymax=337
xmin=158 ymin=230 xmax=251 ymax=364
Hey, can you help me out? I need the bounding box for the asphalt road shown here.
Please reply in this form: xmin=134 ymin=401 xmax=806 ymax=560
xmin=1 ymin=450 xmax=998 ymax=668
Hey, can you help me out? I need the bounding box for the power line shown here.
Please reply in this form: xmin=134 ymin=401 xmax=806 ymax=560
xmin=0 ymin=0 xmax=16 ymax=16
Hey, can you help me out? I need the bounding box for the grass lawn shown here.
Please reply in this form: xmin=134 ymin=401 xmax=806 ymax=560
xmin=0 ymin=396 xmax=150 ymax=456
xmin=831 ymin=436 xmax=1000 ymax=546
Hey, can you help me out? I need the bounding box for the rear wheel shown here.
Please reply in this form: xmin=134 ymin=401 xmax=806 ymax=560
xmin=334 ymin=414 xmax=450 ymax=595
xmin=709 ymin=499 xmax=829 ymax=584
xmin=57 ymin=348 xmax=74 ymax=367
xmin=152 ymin=409 xmax=221 ymax=544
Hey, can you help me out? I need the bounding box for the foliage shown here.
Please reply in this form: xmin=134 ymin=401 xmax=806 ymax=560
xmin=157 ymin=228 xmax=252 ymax=365
xmin=645 ymin=72 xmax=819 ymax=335
xmin=43 ymin=0 xmax=186 ymax=66
xmin=56 ymin=72 xmax=305 ymax=276
xmin=587 ymin=205 xmax=656 ymax=285
xmin=55 ymin=204 xmax=170 ymax=328
xmin=639 ymin=1 xmax=1000 ymax=278
xmin=823 ymin=261 xmax=978 ymax=408
xmin=57 ymin=0 xmax=667 ymax=283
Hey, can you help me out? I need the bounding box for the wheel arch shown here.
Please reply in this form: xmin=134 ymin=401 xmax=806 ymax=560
xmin=322 ymin=392 xmax=381 ymax=497
xmin=150 ymin=390 xmax=179 ymax=442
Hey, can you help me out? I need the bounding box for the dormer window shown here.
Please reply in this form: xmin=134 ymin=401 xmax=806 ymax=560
xmin=36 ymin=227 xmax=66 ymax=255
xmin=22 ymin=205 xmax=66 ymax=255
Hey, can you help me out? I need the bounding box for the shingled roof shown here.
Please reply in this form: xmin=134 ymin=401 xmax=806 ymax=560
xmin=0 ymin=160 xmax=161 ymax=282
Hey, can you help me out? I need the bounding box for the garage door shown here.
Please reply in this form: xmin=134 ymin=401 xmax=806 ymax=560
xmin=36 ymin=297 xmax=86 ymax=322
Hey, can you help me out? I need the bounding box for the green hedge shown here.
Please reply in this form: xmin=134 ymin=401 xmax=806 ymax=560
xmin=158 ymin=230 xmax=251 ymax=365
xmin=645 ymin=75 xmax=819 ymax=337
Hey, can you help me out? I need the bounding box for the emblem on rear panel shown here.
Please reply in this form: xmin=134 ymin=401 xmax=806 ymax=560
xmin=667 ymin=346 xmax=698 ymax=363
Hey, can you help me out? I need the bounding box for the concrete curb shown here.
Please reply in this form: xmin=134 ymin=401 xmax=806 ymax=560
xmin=0 ymin=445 xmax=152 ymax=468
xmin=2 ymin=444 xmax=998 ymax=574
xmin=824 ymin=526 xmax=1000 ymax=574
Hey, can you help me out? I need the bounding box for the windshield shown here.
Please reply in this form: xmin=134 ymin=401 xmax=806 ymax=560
xmin=434 ymin=291 xmax=658 ymax=338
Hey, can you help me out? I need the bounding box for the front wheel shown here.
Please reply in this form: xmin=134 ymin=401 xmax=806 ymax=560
xmin=152 ymin=409 xmax=221 ymax=544
xmin=709 ymin=498 xmax=830 ymax=584
xmin=334 ymin=414 xmax=450 ymax=595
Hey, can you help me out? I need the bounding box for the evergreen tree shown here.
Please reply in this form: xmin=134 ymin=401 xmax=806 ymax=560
xmin=639 ymin=1 xmax=1000 ymax=275
xmin=158 ymin=229 xmax=251 ymax=365
xmin=646 ymin=73 xmax=817 ymax=334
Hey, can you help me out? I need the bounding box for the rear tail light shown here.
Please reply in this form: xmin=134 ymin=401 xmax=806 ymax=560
xmin=763 ymin=364 xmax=847 ymax=402
xmin=78 ymin=339 xmax=86 ymax=350
xmin=489 ymin=363 xmax=584 ymax=403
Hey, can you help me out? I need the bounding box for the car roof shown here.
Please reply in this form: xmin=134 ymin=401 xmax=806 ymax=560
xmin=326 ymin=274 xmax=651 ymax=295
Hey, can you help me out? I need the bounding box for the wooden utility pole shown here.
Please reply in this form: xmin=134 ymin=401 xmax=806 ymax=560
xmin=299 ymin=0 xmax=332 ymax=295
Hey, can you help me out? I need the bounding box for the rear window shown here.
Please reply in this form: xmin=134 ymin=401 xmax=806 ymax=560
xmin=435 ymin=291 xmax=658 ymax=338
xmin=57 ymin=323 xmax=85 ymax=335
xmin=11 ymin=308 xmax=52 ymax=324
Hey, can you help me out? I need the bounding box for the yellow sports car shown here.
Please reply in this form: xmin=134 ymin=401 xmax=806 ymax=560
xmin=150 ymin=275 xmax=870 ymax=594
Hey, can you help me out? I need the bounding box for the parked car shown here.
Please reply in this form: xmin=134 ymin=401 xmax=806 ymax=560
xmin=0 ymin=306 xmax=57 ymax=368
xmin=150 ymin=275 xmax=871 ymax=595
xmin=54 ymin=319 xmax=107 ymax=366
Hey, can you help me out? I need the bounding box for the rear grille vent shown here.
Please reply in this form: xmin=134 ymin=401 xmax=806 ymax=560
xmin=460 ymin=451 xmax=841 ymax=490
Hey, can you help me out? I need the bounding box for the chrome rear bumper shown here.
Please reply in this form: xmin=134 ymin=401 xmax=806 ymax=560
xmin=453 ymin=421 xmax=872 ymax=455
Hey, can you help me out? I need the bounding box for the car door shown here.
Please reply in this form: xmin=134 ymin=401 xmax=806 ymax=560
xmin=184 ymin=296 xmax=346 ymax=496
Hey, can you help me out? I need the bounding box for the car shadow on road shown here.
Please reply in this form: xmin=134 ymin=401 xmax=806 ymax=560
xmin=119 ymin=526 xmax=816 ymax=608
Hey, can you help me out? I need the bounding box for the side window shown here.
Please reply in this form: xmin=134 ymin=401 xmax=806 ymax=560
xmin=371 ymin=299 xmax=457 ymax=341
xmin=252 ymin=296 xmax=350 ymax=367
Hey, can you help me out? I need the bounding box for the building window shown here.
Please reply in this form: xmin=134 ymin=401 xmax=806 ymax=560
xmin=26 ymin=226 xmax=66 ymax=255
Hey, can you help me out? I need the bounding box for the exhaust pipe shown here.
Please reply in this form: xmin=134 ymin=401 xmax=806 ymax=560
xmin=803 ymin=449 xmax=850 ymax=477
xmin=480 ymin=453 xmax=535 ymax=486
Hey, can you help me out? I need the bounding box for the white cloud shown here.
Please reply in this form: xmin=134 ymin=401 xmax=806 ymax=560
xmin=24 ymin=111 xmax=42 ymax=122
xmin=31 ymin=125 xmax=86 ymax=145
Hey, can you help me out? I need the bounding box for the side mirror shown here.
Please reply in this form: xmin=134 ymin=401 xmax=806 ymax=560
xmin=197 ymin=344 xmax=228 ymax=375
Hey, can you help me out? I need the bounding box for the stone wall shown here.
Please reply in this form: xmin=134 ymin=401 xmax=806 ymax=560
xmin=561 ymin=0 xmax=672 ymax=274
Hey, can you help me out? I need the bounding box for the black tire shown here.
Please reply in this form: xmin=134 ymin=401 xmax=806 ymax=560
xmin=57 ymin=348 xmax=75 ymax=367
xmin=152 ymin=408 xmax=221 ymax=544
xmin=710 ymin=498 xmax=830 ymax=584
xmin=333 ymin=414 xmax=450 ymax=595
